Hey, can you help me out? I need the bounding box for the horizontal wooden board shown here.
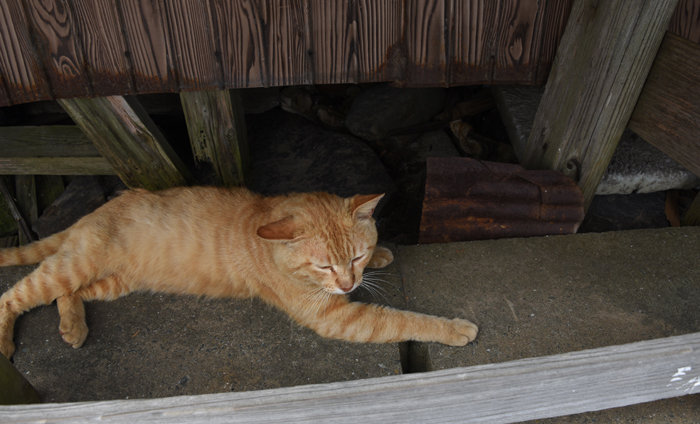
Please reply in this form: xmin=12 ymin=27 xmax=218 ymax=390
xmin=2 ymin=332 xmax=700 ymax=422
xmin=1 ymin=1 xmax=699 ymax=106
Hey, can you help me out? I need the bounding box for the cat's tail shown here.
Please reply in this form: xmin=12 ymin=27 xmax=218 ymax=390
xmin=0 ymin=231 xmax=69 ymax=266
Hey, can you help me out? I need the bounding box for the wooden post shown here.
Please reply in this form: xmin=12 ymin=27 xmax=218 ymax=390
xmin=0 ymin=350 xmax=41 ymax=405
xmin=58 ymin=96 xmax=195 ymax=191
xmin=180 ymin=89 xmax=249 ymax=187
xmin=520 ymin=0 xmax=679 ymax=209
xmin=0 ymin=126 xmax=114 ymax=175
xmin=628 ymin=32 xmax=700 ymax=178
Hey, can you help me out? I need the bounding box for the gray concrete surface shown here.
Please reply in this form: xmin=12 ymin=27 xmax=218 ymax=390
xmin=400 ymin=227 xmax=700 ymax=422
xmin=492 ymin=85 xmax=700 ymax=194
xmin=1 ymin=228 xmax=699 ymax=423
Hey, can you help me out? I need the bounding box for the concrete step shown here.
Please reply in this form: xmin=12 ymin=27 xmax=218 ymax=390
xmin=398 ymin=227 xmax=700 ymax=422
xmin=493 ymin=85 xmax=700 ymax=195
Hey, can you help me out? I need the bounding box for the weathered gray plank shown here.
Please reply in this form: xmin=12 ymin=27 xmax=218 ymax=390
xmin=0 ymin=126 xmax=114 ymax=175
xmin=58 ymin=96 xmax=194 ymax=190
xmin=180 ymin=89 xmax=249 ymax=187
xmin=2 ymin=332 xmax=700 ymax=423
xmin=520 ymin=0 xmax=679 ymax=209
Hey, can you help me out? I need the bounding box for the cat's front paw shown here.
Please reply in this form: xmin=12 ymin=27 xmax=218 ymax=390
xmin=59 ymin=318 xmax=89 ymax=349
xmin=367 ymin=246 xmax=394 ymax=269
xmin=442 ymin=318 xmax=478 ymax=346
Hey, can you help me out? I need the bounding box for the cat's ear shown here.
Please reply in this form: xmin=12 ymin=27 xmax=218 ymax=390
xmin=257 ymin=216 xmax=301 ymax=241
xmin=351 ymin=194 xmax=384 ymax=220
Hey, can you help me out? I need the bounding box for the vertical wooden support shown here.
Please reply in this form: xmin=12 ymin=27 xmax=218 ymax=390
xmin=520 ymin=0 xmax=679 ymax=209
xmin=14 ymin=175 xmax=36 ymax=245
xmin=683 ymin=192 xmax=700 ymax=226
xmin=180 ymin=89 xmax=249 ymax=187
xmin=58 ymin=96 xmax=195 ymax=191
xmin=0 ymin=350 xmax=41 ymax=405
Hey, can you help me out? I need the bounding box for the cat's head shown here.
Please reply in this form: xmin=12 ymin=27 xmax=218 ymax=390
xmin=257 ymin=193 xmax=383 ymax=295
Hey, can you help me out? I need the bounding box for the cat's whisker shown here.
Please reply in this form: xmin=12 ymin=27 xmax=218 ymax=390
xmin=359 ymin=280 xmax=392 ymax=303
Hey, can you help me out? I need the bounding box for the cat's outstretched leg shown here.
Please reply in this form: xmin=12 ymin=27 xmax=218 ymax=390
xmin=56 ymin=274 xmax=132 ymax=349
xmin=367 ymin=246 xmax=393 ymax=269
xmin=0 ymin=257 xmax=88 ymax=359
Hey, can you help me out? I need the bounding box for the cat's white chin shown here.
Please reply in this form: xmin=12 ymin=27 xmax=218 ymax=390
xmin=330 ymin=286 xmax=356 ymax=295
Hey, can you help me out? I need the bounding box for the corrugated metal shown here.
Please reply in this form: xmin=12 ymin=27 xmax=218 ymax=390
xmin=419 ymin=157 xmax=584 ymax=244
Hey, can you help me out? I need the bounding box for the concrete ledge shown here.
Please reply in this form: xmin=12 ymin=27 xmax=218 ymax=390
xmin=493 ymin=85 xmax=700 ymax=194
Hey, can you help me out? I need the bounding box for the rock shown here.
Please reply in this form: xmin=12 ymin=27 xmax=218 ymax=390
xmin=408 ymin=130 xmax=459 ymax=163
xmin=345 ymin=85 xmax=446 ymax=142
xmin=32 ymin=176 xmax=106 ymax=239
xmin=578 ymin=192 xmax=669 ymax=233
xmin=247 ymin=109 xmax=396 ymax=215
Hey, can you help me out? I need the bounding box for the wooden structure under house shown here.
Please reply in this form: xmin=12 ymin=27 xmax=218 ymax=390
xmin=1 ymin=0 xmax=700 ymax=421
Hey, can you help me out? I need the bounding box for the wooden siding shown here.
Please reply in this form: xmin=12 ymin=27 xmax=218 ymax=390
xmin=0 ymin=0 xmax=699 ymax=107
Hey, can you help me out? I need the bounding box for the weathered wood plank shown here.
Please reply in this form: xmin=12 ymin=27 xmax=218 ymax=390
xmin=534 ymin=0 xmax=574 ymax=83
xmin=266 ymin=0 xmax=309 ymax=86
xmin=683 ymin=192 xmax=700 ymax=226
xmin=669 ymin=0 xmax=700 ymax=43
xmin=14 ymin=175 xmax=37 ymax=245
xmin=211 ymin=0 xmax=267 ymax=88
xmin=403 ymin=0 xmax=447 ymax=86
xmin=0 ymin=126 xmax=114 ymax=175
xmin=0 ymin=349 xmax=41 ymax=405
xmin=628 ymin=32 xmax=700 ymax=178
xmin=3 ymin=333 xmax=700 ymax=423
xmin=354 ymin=0 xmax=404 ymax=82
xmin=180 ymin=89 xmax=249 ymax=187
xmin=520 ymin=0 xmax=679 ymax=209
xmin=58 ymin=96 xmax=194 ymax=190
xmin=69 ymin=0 xmax=132 ymax=96
xmin=23 ymin=0 xmax=90 ymax=98
xmin=449 ymin=0 xmax=499 ymax=85
xmin=117 ymin=0 xmax=176 ymax=94
xmin=162 ymin=0 xmax=220 ymax=91
xmin=491 ymin=0 xmax=545 ymax=84
xmin=310 ymin=0 xmax=357 ymax=84
xmin=0 ymin=0 xmax=52 ymax=104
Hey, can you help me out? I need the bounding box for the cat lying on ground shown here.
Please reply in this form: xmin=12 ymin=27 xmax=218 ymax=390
xmin=0 ymin=187 xmax=478 ymax=359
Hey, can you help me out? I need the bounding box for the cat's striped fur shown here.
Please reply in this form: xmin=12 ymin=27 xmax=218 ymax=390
xmin=0 ymin=187 xmax=477 ymax=359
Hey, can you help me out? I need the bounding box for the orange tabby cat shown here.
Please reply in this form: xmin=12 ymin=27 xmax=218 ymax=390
xmin=0 ymin=187 xmax=477 ymax=359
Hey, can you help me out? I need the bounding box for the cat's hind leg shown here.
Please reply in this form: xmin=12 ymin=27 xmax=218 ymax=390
xmin=56 ymin=274 xmax=132 ymax=349
xmin=0 ymin=257 xmax=90 ymax=359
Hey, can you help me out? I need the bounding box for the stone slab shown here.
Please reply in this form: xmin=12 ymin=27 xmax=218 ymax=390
xmin=398 ymin=227 xmax=700 ymax=421
xmin=1 ymin=254 xmax=404 ymax=403
xmin=493 ymin=85 xmax=700 ymax=194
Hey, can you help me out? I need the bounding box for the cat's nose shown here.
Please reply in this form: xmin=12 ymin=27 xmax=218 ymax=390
xmin=340 ymin=285 xmax=354 ymax=293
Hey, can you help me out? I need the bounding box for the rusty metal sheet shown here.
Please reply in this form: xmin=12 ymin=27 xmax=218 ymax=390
xmin=419 ymin=157 xmax=585 ymax=244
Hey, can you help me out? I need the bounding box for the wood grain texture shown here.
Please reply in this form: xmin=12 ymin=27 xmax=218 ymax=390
xmin=162 ymin=0 xmax=220 ymax=91
xmin=403 ymin=0 xmax=447 ymax=86
xmin=3 ymin=332 xmax=700 ymax=423
xmin=265 ymin=0 xmax=310 ymax=86
xmin=522 ymin=0 xmax=680 ymax=209
xmin=0 ymin=0 xmax=52 ymax=104
xmin=669 ymin=0 xmax=700 ymax=43
xmin=491 ymin=0 xmax=544 ymax=83
xmin=117 ymin=0 xmax=176 ymax=94
xmin=69 ymin=0 xmax=132 ymax=96
xmin=449 ymin=0 xmax=499 ymax=85
xmin=180 ymin=89 xmax=249 ymax=187
xmin=628 ymin=32 xmax=700 ymax=178
xmin=354 ymin=0 xmax=404 ymax=82
xmin=211 ymin=0 xmax=267 ymax=87
xmin=58 ymin=96 xmax=194 ymax=190
xmin=23 ymin=0 xmax=90 ymax=98
xmin=534 ymin=0 xmax=574 ymax=83
xmin=310 ymin=0 xmax=357 ymax=84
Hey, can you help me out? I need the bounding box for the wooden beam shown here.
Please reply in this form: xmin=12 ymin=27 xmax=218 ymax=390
xmin=683 ymin=192 xmax=700 ymax=226
xmin=520 ymin=0 xmax=679 ymax=209
xmin=180 ymin=89 xmax=249 ymax=187
xmin=0 ymin=349 xmax=41 ymax=405
xmin=3 ymin=332 xmax=700 ymax=423
xmin=0 ymin=126 xmax=114 ymax=175
xmin=628 ymin=32 xmax=700 ymax=178
xmin=58 ymin=96 xmax=195 ymax=191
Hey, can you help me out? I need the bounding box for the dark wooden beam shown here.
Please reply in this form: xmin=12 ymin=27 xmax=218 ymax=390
xmin=58 ymin=96 xmax=195 ymax=191
xmin=520 ymin=0 xmax=679 ymax=209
